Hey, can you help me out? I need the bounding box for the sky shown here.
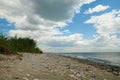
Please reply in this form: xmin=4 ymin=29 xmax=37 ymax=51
xmin=0 ymin=0 xmax=120 ymax=52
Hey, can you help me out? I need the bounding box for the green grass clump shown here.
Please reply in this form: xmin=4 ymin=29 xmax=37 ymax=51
xmin=0 ymin=33 xmax=43 ymax=54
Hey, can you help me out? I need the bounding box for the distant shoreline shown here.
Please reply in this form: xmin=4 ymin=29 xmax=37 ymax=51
xmin=59 ymin=54 xmax=120 ymax=76
xmin=56 ymin=52 xmax=120 ymax=66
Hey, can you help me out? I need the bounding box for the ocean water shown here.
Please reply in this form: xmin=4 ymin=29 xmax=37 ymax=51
xmin=58 ymin=52 xmax=120 ymax=66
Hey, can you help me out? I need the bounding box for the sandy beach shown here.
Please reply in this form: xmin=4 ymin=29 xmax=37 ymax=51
xmin=0 ymin=53 xmax=120 ymax=80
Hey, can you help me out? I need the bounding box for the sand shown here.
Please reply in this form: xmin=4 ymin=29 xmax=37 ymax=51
xmin=0 ymin=53 xmax=120 ymax=80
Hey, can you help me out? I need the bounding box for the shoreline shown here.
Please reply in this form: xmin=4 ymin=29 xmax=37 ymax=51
xmin=59 ymin=54 xmax=120 ymax=76
xmin=0 ymin=53 xmax=120 ymax=80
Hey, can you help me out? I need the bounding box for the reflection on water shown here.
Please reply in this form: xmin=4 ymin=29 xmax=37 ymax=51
xmin=59 ymin=52 xmax=120 ymax=65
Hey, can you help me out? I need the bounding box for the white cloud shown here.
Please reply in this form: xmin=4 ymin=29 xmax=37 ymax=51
xmin=63 ymin=30 xmax=70 ymax=34
xmin=83 ymin=10 xmax=120 ymax=52
xmin=3 ymin=0 xmax=120 ymax=52
xmin=84 ymin=5 xmax=110 ymax=14
xmin=85 ymin=10 xmax=120 ymax=36
xmin=0 ymin=0 xmax=96 ymax=29
xmin=0 ymin=0 xmax=96 ymax=30
xmin=0 ymin=0 xmax=96 ymax=52
xmin=46 ymin=33 xmax=83 ymax=47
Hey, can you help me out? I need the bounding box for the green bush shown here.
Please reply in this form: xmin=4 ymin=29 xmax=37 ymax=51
xmin=0 ymin=33 xmax=43 ymax=54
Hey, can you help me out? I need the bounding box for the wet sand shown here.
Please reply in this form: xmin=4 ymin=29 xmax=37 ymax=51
xmin=0 ymin=53 xmax=120 ymax=80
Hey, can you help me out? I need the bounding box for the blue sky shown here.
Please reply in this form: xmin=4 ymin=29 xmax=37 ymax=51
xmin=0 ymin=19 xmax=15 ymax=35
xmin=0 ymin=0 xmax=120 ymax=52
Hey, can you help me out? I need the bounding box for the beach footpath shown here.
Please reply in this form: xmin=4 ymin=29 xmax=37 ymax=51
xmin=0 ymin=53 xmax=120 ymax=80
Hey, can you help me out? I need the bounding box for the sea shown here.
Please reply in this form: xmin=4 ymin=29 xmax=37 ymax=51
xmin=58 ymin=52 xmax=120 ymax=66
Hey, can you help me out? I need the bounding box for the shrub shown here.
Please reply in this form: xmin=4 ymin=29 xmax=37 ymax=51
xmin=0 ymin=33 xmax=43 ymax=54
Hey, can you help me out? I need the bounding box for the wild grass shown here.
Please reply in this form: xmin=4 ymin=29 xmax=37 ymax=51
xmin=0 ymin=33 xmax=43 ymax=54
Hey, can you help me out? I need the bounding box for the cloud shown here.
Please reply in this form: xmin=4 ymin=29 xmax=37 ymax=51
xmin=85 ymin=10 xmax=120 ymax=36
xmin=29 ymin=0 xmax=96 ymax=21
xmin=83 ymin=10 xmax=120 ymax=52
xmin=3 ymin=0 xmax=120 ymax=52
xmin=46 ymin=33 xmax=83 ymax=47
xmin=84 ymin=5 xmax=110 ymax=14
xmin=0 ymin=0 xmax=96 ymax=52
xmin=0 ymin=0 xmax=96 ymax=30
xmin=0 ymin=0 xmax=96 ymax=29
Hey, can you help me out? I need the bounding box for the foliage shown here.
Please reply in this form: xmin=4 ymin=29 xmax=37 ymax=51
xmin=0 ymin=33 xmax=43 ymax=54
